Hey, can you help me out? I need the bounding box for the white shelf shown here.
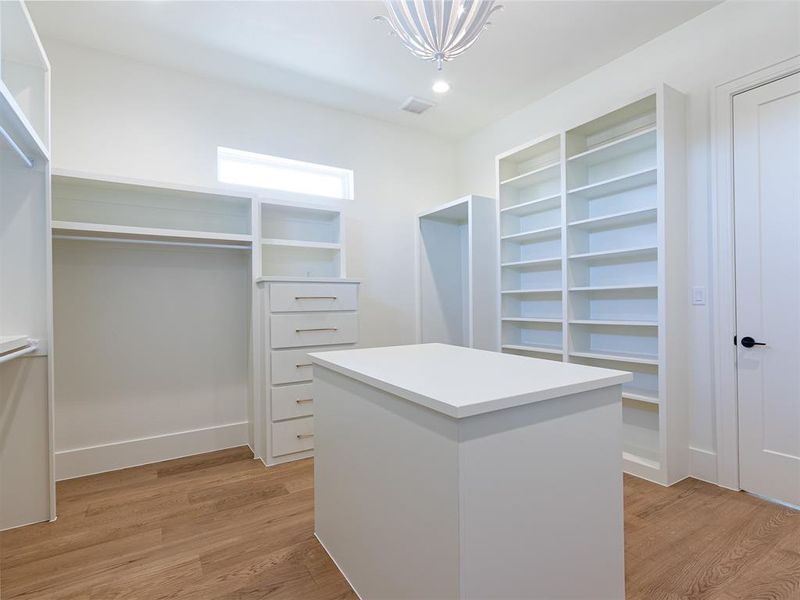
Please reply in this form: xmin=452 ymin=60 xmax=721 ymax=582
xmin=501 ymin=225 xmax=561 ymax=242
xmin=51 ymin=220 xmax=253 ymax=246
xmin=568 ymin=127 xmax=656 ymax=163
xmin=570 ymin=320 xmax=658 ymax=327
xmin=569 ymin=350 xmax=659 ymax=366
xmin=623 ymin=451 xmax=661 ymax=471
xmin=0 ymin=335 xmax=30 ymax=354
xmin=622 ymin=389 xmax=660 ymax=405
xmin=569 ymin=284 xmax=657 ymax=292
xmin=568 ymin=207 xmax=657 ymax=231
xmin=499 ymin=162 xmax=560 ymax=187
xmin=502 ymin=317 xmax=562 ymax=324
xmin=500 ymin=194 xmax=560 ymax=216
xmin=502 ymin=257 xmax=562 ymax=268
xmin=501 ymin=288 xmax=562 ymax=295
xmin=502 ymin=344 xmax=563 ymax=356
xmin=567 ymin=167 xmax=657 ymax=198
xmin=569 ymin=246 xmax=657 ymax=262
xmin=261 ymin=238 xmax=340 ymax=250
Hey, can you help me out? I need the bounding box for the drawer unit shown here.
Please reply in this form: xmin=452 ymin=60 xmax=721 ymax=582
xmin=271 ymin=383 xmax=314 ymax=421
xmin=270 ymin=282 xmax=358 ymax=312
xmin=260 ymin=278 xmax=359 ymax=466
xmin=270 ymin=312 xmax=358 ymax=349
xmin=271 ymin=349 xmax=314 ymax=385
xmin=272 ymin=416 xmax=314 ymax=457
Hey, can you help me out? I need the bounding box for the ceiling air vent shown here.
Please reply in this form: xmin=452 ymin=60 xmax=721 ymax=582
xmin=401 ymin=96 xmax=435 ymax=115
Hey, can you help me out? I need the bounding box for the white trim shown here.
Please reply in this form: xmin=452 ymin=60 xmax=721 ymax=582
xmin=712 ymin=55 xmax=800 ymax=491
xmin=55 ymin=421 xmax=249 ymax=480
xmin=315 ymin=533 xmax=364 ymax=600
xmin=689 ymin=446 xmax=718 ymax=485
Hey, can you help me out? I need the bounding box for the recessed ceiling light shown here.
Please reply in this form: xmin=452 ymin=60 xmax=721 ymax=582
xmin=433 ymin=80 xmax=451 ymax=94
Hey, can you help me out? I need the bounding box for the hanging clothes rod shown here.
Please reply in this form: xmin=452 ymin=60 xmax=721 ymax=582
xmin=0 ymin=340 xmax=38 ymax=365
xmin=52 ymin=234 xmax=252 ymax=251
xmin=0 ymin=124 xmax=34 ymax=168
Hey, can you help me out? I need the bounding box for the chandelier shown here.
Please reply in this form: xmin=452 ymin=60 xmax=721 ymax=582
xmin=374 ymin=1 xmax=503 ymax=71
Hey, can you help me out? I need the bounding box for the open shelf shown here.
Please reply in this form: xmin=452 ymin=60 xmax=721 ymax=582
xmin=52 ymin=175 xmax=253 ymax=237
xmin=568 ymin=207 xmax=656 ymax=231
xmin=52 ymin=220 xmax=253 ymax=246
xmin=622 ymin=396 xmax=661 ymax=469
xmin=569 ymin=284 xmax=657 ymax=292
xmin=500 ymin=162 xmax=560 ymax=188
xmin=622 ymin=389 xmax=660 ymax=405
xmin=502 ymin=317 xmax=561 ymax=324
xmin=569 ymin=350 xmax=658 ymax=366
xmin=0 ymin=335 xmax=30 ymax=354
xmin=567 ymin=167 xmax=657 ymax=198
xmin=501 ymin=344 xmax=563 ymax=356
xmin=569 ymin=245 xmax=657 ymax=262
xmin=568 ymin=127 xmax=656 ymax=163
xmin=501 ymin=225 xmax=561 ymax=242
xmin=498 ymin=135 xmax=560 ymax=182
xmin=502 ymin=288 xmax=562 ymax=295
xmin=569 ymin=320 xmax=657 ymax=327
xmin=261 ymin=238 xmax=340 ymax=250
xmin=502 ymin=257 xmax=562 ymax=268
xmin=500 ymin=194 xmax=560 ymax=216
xmin=261 ymin=203 xmax=340 ymax=244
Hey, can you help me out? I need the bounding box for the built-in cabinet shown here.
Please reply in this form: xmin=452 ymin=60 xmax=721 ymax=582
xmin=416 ymin=195 xmax=498 ymax=350
xmin=497 ymin=86 xmax=688 ymax=485
xmin=0 ymin=0 xmax=53 ymax=530
xmin=256 ymin=278 xmax=359 ymax=465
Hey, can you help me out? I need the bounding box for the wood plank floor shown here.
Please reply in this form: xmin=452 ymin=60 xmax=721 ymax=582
xmin=1 ymin=447 xmax=797 ymax=599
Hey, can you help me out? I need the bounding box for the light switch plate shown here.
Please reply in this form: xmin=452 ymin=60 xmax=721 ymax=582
xmin=692 ymin=286 xmax=706 ymax=305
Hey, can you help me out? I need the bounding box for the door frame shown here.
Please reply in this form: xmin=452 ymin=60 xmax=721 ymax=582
xmin=712 ymin=55 xmax=800 ymax=491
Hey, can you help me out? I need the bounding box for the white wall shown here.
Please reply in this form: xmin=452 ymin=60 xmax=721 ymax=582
xmin=43 ymin=38 xmax=458 ymax=351
xmin=455 ymin=0 xmax=800 ymax=483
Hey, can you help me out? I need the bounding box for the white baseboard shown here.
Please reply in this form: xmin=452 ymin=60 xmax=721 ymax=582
xmin=56 ymin=421 xmax=249 ymax=480
xmin=689 ymin=446 xmax=718 ymax=485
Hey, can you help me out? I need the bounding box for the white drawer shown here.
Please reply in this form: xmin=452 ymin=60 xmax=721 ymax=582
xmin=271 ymin=349 xmax=314 ymax=385
xmin=270 ymin=283 xmax=358 ymax=312
xmin=272 ymin=416 xmax=314 ymax=457
xmin=270 ymin=312 xmax=358 ymax=349
xmin=271 ymin=383 xmax=314 ymax=421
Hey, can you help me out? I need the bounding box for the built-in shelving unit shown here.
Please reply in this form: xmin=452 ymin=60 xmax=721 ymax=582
xmin=496 ymin=86 xmax=688 ymax=486
xmin=259 ymin=201 xmax=344 ymax=278
xmin=416 ymin=195 xmax=497 ymax=350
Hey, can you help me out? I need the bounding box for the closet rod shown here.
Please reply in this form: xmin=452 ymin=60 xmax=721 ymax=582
xmin=0 ymin=125 xmax=34 ymax=168
xmin=0 ymin=340 xmax=38 ymax=365
xmin=52 ymin=234 xmax=252 ymax=251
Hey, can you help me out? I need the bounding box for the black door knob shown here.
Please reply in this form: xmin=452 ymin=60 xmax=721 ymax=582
xmin=740 ymin=336 xmax=766 ymax=348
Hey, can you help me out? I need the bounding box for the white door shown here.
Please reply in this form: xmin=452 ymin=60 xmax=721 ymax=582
xmin=734 ymin=72 xmax=800 ymax=506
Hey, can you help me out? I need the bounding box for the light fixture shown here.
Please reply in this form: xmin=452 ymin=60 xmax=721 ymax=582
xmin=432 ymin=80 xmax=451 ymax=94
xmin=374 ymin=0 xmax=503 ymax=71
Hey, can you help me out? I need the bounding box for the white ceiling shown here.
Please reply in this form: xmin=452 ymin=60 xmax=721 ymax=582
xmin=28 ymin=1 xmax=719 ymax=139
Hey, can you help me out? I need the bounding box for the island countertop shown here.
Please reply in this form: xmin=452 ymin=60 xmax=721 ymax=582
xmin=308 ymin=343 xmax=631 ymax=418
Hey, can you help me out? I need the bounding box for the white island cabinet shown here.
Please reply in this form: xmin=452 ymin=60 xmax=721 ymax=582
xmin=310 ymin=343 xmax=632 ymax=600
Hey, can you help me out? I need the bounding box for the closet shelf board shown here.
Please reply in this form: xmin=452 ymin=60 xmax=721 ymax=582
xmin=51 ymin=221 xmax=254 ymax=246
xmin=569 ymin=320 xmax=658 ymax=327
xmin=569 ymin=350 xmax=659 ymax=366
xmin=499 ymin=161 xmax=560 ymax=188
xmin=568 ymin=284 xmax=658 ymax=292
xmin=501 ymin=257 xmax=562 ymax=268
xmin=568 ymin=207 xmax=657 ymax=231
xmin=568 ymin=246 xmax=657 ymax=262
xmin=501 ymin=225 xmax=561 ymax=242
xmin=568 ymin=127 xmax=657 ymax=164
xmin=500 ymin=194 xmax=560 ymax=216
xmin=501 ymin=288 xmax=562 ymax=295
xmin=0 ymin=336 xmax=30 ymax=355
xmin=261 ymin=238 xmax=341 ymax=250
xmin=622 ymin=390 xmax=660 ymax=405
xmin=502 ymin=317 xmax=562 ymax=324
xmin=623 ymin=452 xmax=661 ymax=471
xmin=567 ymin=167 xmax=657 ymax=198
xmin=502 ymin=344 xmax=563 ymax=356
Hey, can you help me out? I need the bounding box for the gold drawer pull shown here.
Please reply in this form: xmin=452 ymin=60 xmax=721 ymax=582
xmin=295 ymin=327 xmax=337 ymax=333
xmin=296 ymin=398 xmax=313 ymax=404
xmin=295 ymin=363 xmax=312 ymax=368
xmin=296 ymin=433 xmax=314 ymax=440
xmin=295 ymin=296 xmax=337 ymax=300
